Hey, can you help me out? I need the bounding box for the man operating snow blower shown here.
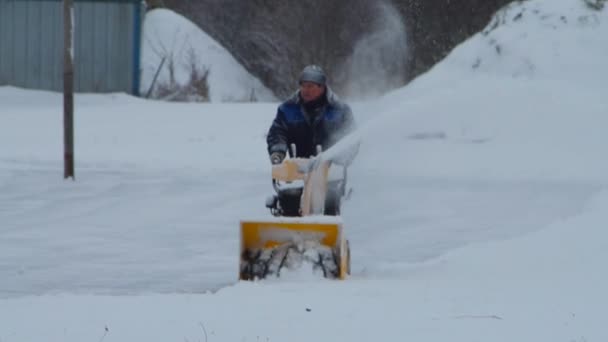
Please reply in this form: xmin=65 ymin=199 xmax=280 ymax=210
xmin=239 ymin=65 xmax=358 ymax=281
xmin=265 ymin=65 xmax=358 ymax=217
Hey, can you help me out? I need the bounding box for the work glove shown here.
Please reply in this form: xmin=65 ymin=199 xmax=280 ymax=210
xmin=269 ymin=151 xmax=285 ymax=165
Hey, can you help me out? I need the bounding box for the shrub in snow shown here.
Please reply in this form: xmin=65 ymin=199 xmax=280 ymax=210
xmin=583 ymin=0 xmax=606 ymax=10
xmin=152 ymin=47 xmax=210 ymax=102
xmin=141 ymin=9 xmax=275 ymax=102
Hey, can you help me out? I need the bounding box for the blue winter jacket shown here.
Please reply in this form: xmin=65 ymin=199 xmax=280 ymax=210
xmin=266 ymin=88 xmax=357 ymax=163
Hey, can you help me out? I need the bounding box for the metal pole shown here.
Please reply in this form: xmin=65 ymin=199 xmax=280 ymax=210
xmin=63 ymin=0 xmax=75 ymax=179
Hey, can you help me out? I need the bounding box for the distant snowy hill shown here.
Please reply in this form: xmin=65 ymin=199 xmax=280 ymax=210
xmin=140 ymin=9 xmax=276 ymax=102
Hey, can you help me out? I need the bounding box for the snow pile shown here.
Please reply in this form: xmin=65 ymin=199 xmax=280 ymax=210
xmin=344 ymin=0 xmax=608 ymax=184
xmin=445 ymin=0 xmax=607 ymax=83
xmin=140 ymin=9 xmax=276 ymax=102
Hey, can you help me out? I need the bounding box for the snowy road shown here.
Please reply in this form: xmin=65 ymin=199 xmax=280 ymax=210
xmin=1 ymin=158 xmax=599 ymax=297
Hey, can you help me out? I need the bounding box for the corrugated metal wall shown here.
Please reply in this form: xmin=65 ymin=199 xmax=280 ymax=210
xmin=0 ymin=0 xmax=142 ymax=95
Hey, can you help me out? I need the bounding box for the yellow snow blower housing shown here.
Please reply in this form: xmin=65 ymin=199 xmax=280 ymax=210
xmin=240 ymin=158 xmax=350 ymax=280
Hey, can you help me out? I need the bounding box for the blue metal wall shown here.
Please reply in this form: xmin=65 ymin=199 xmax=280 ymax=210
xmin=0 ymin=0 xmax=143 ymax=95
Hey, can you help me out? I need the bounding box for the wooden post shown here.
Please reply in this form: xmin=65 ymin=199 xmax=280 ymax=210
xmin=63 ymin=0 xmax=75 ymax=179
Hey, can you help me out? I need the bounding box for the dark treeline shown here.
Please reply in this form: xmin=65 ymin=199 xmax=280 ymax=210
xmin=158 ymin=0 xmax=515 ymax=98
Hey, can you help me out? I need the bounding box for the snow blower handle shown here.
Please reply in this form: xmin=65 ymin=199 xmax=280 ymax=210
xmin=298 ymin=145 xmax=327 ymax=174
xmin=291 ymin=143 xmax=297 ymax=157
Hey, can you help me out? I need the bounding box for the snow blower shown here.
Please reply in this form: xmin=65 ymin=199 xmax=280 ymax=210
xmin=239 ymin=156 xmax=350 ymax=280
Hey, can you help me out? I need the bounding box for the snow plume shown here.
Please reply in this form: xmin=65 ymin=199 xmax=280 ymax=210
xmin=338 ymin=1 xmax=408 ymax=100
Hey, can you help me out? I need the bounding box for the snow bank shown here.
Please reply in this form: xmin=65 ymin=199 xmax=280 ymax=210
xmin=344 ymin=0 xmax=608 ymax=184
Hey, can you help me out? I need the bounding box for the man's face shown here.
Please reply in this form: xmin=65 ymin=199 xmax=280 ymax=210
xmin=299 ymin=82 xmax=325 ymax=103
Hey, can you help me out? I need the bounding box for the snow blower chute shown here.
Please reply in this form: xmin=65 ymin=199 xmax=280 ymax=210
xmin=240 ymin=157 xmax=350 ymax=280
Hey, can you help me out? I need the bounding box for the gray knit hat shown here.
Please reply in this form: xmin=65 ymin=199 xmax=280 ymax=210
xmin=299 ymin=65 xmax=326 ymax=85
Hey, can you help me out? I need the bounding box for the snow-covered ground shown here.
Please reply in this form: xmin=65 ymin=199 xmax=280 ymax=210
xmin=1 ymin=0 xmax=607 ymax=341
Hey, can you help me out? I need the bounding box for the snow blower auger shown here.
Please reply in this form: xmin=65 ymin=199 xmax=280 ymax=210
xmin=240 ymin=155 xmax=350 ymax=281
